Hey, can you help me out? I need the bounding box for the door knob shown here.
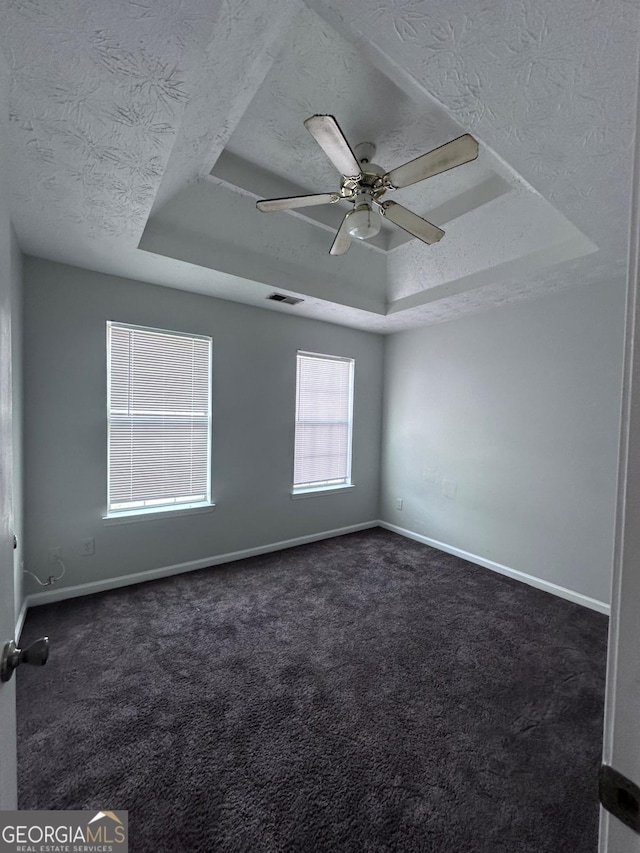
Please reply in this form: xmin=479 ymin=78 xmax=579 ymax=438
xmin=1 ymin=637 xmax=49 ymax=683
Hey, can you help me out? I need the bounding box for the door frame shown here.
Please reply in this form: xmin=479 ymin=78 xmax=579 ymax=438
xmin=599 ymin=49 xmax=640 ymax=853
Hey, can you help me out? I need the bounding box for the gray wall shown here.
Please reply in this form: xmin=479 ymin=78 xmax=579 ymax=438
xmin=23 ymin=257 xmax=384 ymax=594
xmin=21 ymin=257 xmax=626 ymax=608
xmin=381 ymin=279 xmax=625 ymax=605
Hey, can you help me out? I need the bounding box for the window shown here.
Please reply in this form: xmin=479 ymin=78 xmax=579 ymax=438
xmin=293 ymin=351 xmax=354 ymax=494
xmin=106 ymin=322 xmax=212 ymax=517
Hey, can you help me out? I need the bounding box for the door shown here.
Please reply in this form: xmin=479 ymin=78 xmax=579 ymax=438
xmin=599 ymin=65 xmax=640 ymax=853
xmin=0 ymin=249 xmax=17 ymax=811
xmin=0 ymin=55 xmax=17 ymax=811
xmin=0 ymin=310 xmax=17 ymax=811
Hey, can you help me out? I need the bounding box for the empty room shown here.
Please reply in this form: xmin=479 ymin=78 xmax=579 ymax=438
xmin=1 ymin=1 xmax=640 ymax=852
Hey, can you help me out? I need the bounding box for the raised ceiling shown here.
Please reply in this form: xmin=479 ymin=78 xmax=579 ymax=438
xmin=2 ymin=0 xmax=638 ymax=332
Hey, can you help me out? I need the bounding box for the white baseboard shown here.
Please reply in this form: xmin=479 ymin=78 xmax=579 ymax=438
xmin=25 ymin=521 xmax=378 ymax=608
xmin=15 ymin=597 xmax=28 ymax=641
xmin=22 ymin=519 xmax=609 ymax=617
xmin=379 ymin=521 xmax=611 ymax=616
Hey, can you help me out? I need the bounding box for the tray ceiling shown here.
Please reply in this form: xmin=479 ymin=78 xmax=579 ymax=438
xmin=1 ymin=0 xmax=637 ymax=332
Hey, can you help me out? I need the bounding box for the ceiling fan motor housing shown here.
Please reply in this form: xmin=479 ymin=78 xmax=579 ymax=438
xmin=340 ymin=161 xmax=386 ymax=201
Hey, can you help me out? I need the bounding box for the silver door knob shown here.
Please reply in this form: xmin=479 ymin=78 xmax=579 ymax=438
xmin=1 ymin=637 xmax=49 ymax=683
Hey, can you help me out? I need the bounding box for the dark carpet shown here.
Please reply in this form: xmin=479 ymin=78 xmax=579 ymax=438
xmin=17 ymin=528 xmax=608 ymax=852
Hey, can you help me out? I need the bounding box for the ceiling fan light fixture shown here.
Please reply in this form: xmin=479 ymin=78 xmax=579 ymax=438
xmin=346 ymin=203 xmax=381 ymax=240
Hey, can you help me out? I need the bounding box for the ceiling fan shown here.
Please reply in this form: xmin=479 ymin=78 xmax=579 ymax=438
xmin=256 ymin=114 xmax=479 ymax=256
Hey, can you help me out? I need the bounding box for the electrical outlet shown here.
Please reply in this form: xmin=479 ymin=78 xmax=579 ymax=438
xmin=48 ymin=547 xmax=62 ymax=564
xmin=81 ymin=537 xmax=95 ymax=556
xmin=395 ymin=498 xmax=403 ymax=510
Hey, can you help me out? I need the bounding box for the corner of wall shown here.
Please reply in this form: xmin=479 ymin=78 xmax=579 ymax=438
xmin=377 ymin=330 xmax=391 ymax=521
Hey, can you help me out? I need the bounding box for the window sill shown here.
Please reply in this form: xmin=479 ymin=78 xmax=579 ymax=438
xmin=291 ymin=484 xmax=355 ymax=500
xmin=103 ymin=503 xmax=216 ymax=525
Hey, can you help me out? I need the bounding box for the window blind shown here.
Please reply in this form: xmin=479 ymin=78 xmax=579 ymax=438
xmin=107 ymin=322 xmax=212 ymax=515
xmin=294 ymin=351 xmax=354 ymax=490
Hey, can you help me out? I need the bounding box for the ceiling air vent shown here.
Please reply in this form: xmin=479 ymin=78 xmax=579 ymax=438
xmin=267 ymin=293 xmax=304 ymax=306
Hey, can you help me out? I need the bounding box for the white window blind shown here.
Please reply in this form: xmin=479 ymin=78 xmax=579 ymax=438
xmin=107 ymin=322 xmax=212 ymax=516
xmin=293 ymin=351 xmax=354 ymax=491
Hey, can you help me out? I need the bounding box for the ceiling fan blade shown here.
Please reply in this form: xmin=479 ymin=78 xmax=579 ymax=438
xmin=384 ymin=134 xmax=479 ymax=189
xmin=256 ymin=192 xmax=340 ymax=212
xmin=381 ymin=201 xmax=445 ymax=244
xmin=304 ymin=115 xmax=361 ymax=178
xmin=330 ymin=212 xmax=353 ymax=255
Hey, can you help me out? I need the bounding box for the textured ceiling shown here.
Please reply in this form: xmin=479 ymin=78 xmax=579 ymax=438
xmin=220 ymin=5 xmax=467 ymax=206
xmin=1 ymin=0 xmax=638 ymax=332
